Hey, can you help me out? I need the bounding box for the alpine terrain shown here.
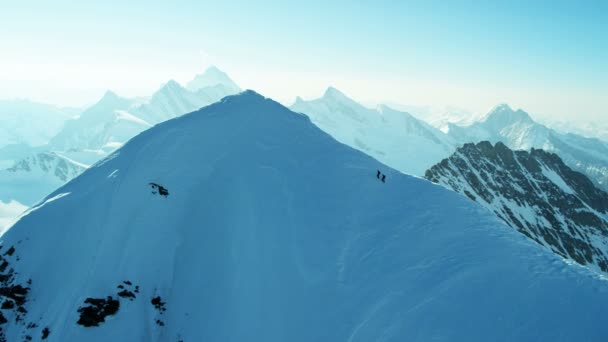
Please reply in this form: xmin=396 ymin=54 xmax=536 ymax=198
xmin=446 ymin=104 xmax=608 ymax=192
xmin=1 ymin=91 xmax=608 ymax=341
xmin=0 ymin=67 xmax=240 ymax=231
xmin=290 ymin=87 xmax=456 ymax=176
xmin=426 ymin=141 xmax=608 ymax=274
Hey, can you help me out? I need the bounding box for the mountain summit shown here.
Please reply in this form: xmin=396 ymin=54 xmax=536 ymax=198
xmin=291 ymin=88 xmax=455 ymax=176
xmin=2 ymin=91 xmax=608 ymax=341
xmin=186 ymin=66 xmax=241 ymax=93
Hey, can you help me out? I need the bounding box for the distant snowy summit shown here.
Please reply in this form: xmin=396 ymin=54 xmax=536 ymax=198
xmin=186 ymin=65 xmax=241 ymax=94
xmin=291 ymin=87 xmax=456 ymax=176
xmin=2 ymin=91 xmax=608 ymax=341
xmin=446 ymin=104 xmax=608 ymax=192
xmin=426 ymin=141 xmax=608 ymax=275
xmin=0 ymin=66 xmax=241 ymax=232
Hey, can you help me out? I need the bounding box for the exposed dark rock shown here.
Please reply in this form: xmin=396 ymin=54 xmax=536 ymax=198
xmin=426 ymin=141 xmax=608 ymax=274
xmin=41 ymin=327 xmax=50 ymax=339
xmin=118 ymin=290 xmax=136 ymax=300
xmin=151 ymin=296 xmax=166 ymax=312
xmin=0 ymin=285 xmax=29 ymax=306
xmin=149 ymin=183 xmax=170 ymax=197
xmin=0 ymin=301 xmax=13 ymax=310
xmin=77 ymin=296 xmax=120 ymax=327
xmin=3 ymin=247 xmax=14 ymax=257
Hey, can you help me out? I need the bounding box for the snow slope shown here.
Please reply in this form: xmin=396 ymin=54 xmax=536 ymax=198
xmin=290 ymin=87 xmax=456 ymax=176
xmin=446 ymin=104 xmax=608 ymax=191
xmin=1 ymin=91 xmax=608 ymax=341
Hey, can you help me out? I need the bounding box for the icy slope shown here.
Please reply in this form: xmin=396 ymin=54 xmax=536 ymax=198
xmin=290 ymin=87 xmax=456 ymax=176
xmin=426 ymin=141 xmax=608 ymax=275
xmin=447 ymin=104 xmax=608 ymax=191
xmin=2 ymin=91 xmax=608 ymax=341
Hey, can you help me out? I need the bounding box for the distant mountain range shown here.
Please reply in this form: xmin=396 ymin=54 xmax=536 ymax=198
xmin=0 ymin=74 xmax=606 ymax=241
xmin=0 ymin=66 xmax=241 ymax=231
xmin=0 ymin=100 xmax=75 ymax=152
xmin=291 ymin=87 xmax=456 ymax=176
xmin=426 ymin=141 xmax=608 ymax=275
xmin=3 ymin=91 xmax=608 ymax=341
xmin=446 ymin=104 xmax=608 ymax=192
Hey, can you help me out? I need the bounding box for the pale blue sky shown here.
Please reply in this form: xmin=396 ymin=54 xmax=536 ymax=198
xmin=1 ymin=0 xmax=606 ymax=120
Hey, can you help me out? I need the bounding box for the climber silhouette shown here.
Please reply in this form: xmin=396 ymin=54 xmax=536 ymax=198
xmin=377 ymin=170 xmax=381 ymax=179
xmin=381 ymin=174 xmax=386 ymax=183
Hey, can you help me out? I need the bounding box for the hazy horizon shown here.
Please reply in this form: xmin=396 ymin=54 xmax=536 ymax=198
xmin=1 ymin=1 xmax=606 ymax=123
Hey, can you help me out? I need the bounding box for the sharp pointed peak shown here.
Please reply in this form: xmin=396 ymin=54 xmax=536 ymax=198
xmin=187 ymin=66 xmax=240 ymax=92
xmin=202 ymin=65 xmax=227 ymax=75
xmin=323 ymin=86 xmax=348 ymax=99
xmin=163 ymin=79 xmax=183 ymax=89
xmin=485 ymin=103 xmax=534 ymax=125
xmin=101 ymin=90 xmax=120 ymax=100
xmin=492 ymin=103 xmax=514 ymax=112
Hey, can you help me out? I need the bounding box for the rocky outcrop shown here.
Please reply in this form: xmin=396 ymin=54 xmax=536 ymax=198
xmin=426 ymin=141 xmax=608 ymax=274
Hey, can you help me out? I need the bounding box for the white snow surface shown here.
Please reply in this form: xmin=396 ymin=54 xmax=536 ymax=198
xmin=290 ymin=87 xmax=456 ymax=176
xmin=0 ymin=200 xmax=27 ymax=234
xmin=2 ymin=91 xmax=608 ymax=341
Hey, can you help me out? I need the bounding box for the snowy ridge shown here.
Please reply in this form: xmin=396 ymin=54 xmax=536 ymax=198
xmin=426 ymin=141 xmax=608 ymax=274
xmin=1 ymin=91 xmax=608 ymax=341
xmin=290 ymin=87 xmax=456 ymax=176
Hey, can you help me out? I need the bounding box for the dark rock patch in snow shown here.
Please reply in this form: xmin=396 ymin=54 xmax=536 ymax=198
xmin=151 ymin=296 xmax=166 ymax=313
xmin=41 ymin=326 xmax=50 ymax=339
xmin=76 ymin=297 xmax=120 ymax=327
xmin=117 ymin=281 xmax=137 ymax=301
xmin=149 ymin=183 xmax=169 ymax=197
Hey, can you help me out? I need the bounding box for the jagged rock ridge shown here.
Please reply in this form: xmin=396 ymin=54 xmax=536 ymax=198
xmin=426 ymin=141 xmax=608 ymax=274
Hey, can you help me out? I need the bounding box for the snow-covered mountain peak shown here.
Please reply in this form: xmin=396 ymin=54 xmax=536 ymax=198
xmin=156 ymin=79 xmax=186 ymax=95
xmin=484 ymin=103 xmax=534 ymax=127
xmin=290 ymin=89 xmax=456 ymax=176
xmin=3 ymin=91 xmax=608 ymax=341
xmin=100 ymin=90 xmax=121 ymax=101
xmin=322 ymin=86 xmax=352 ymax=102
xmin=89 ymin=90 xmax=133 ymax=114
xmin=186 ymin=66 xmax=240 ymax=93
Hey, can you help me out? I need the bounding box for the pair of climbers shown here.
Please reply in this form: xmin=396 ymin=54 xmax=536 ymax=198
xmin=376 ymin=170 xmax=386 ymax=183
